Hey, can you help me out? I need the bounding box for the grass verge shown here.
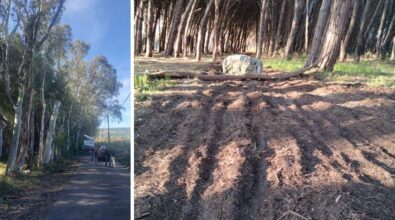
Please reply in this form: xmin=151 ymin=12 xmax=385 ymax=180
xmin=0 ymin=160 xmax=73 ymax=219
xmin=265 ymin=58 xmax=395 ymax=88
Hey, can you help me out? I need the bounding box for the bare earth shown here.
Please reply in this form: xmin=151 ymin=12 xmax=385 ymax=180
xmin=45 ymin=157 xmax=130 ymax=220
xmin=135 ymin=76 xmax=395 ymax=219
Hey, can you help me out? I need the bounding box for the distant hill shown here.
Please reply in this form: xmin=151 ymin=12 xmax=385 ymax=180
xmin=96 ymin=127 xmax=130 ymax=142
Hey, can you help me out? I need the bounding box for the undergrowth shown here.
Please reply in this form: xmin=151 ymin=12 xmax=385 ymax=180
xmin=134 ymin=74 xmax=173 ymax=101
xmin=0 ymin=160 xmax=71 ymax=198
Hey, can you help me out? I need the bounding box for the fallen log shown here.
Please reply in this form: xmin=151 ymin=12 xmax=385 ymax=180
xmin=145 ymin=66 xmax=317 ymax=82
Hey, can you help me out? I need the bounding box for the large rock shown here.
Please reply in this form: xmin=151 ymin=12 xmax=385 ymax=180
xmin=222 ymin=54 xmax=263 ymax=75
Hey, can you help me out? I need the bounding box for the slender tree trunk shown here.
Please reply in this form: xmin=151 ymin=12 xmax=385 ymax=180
xmin=42 ymin=100 xmax=61 ymax=164
xmin=67 ymin=106 xmax=73 ymax=152
xmin=135 ymin=0 xmax=146 ymax=55
xmin=376 ymin=0 xmax=390 ymax=59
xmin=27 ymin=106 xmax=34 ymax=168
xmin=274 ymin=0 xmax=286 ymax=55
xmin=204 ymin=21 xmax=212 ymax=54
xmin=317 ymin=0 xmax=353 ymax=71
xmin=38 ymin=74 xmax=46 ymax=166
xmin=354 ymin=0 xmax=373 ymax=62
xmin=16 ymin=90 xmax=34 ymax=172
xmin=159 ymin=5 xmax=169 ymax=52
xmin=212 ymin=0 xmax=222 ymax=60
xmin=256 ymin=0 xmax=268 ymax=58
xmin=182 ymin=0 xmax=198 ymax=58
xmin=305 ymin=0 xmax=310 ymax=52
xmin=340 ymin=0 xmax=359 ymax=62
xmin=284 ymin=0 xmax=305 ymax=59
xmin=174 ymin=0 xmax=196 ymax=57
xmin=382 ymin=14 xmax=395 ymax=55
xmin=75 ymin=124 xmax=81 ymax=150
xmin=391 ymin=36 xmax=395 ymax=60
xmin=196 ymin=0 xmax=214 ymax=61
xmin=363 ymin=0 xmax=383 ymax=42
xmin=6 ymin=86 xmax=25 ymax=174
xmin=107 ymin=115 xmax=111 ymax=144
xmin=304 ymin=0 xmax=331 ymax=67
xmin=0 ymin=120 xmax=5 ymax=158
xmin=145 ymin=0 xmax=155 ymax=57
xmin=165 ymin=0 xmax=185 ymax=56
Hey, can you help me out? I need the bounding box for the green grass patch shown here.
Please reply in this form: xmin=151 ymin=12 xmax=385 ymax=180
xmin=0 ymin=160 xmax=71 ymax=198
xmin=134 ymin=74 xmax=173 ymax=102
xmin=263 ymin=58 xmax=395 ymax=88
xmin=264 ymin=58 xmax=305 ymax=72
xmin=0 ymin=163 xmax=6 ymax=176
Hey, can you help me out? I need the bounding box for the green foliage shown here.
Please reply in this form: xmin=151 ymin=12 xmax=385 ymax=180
xmin=43 ymin=160 xmax=71 ymax=174
xmin=134 ymin=74 xmax=173 ymax=101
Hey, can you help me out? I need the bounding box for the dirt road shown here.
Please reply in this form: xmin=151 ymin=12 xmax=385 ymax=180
xmin=135 ymin=78 xmax=395 ymax=219
xmin=45 ymin=157 xmax=130 ymax=220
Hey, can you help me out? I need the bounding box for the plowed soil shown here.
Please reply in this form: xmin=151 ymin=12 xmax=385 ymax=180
xmin=135 ymin=75 xmax=395 ymax=219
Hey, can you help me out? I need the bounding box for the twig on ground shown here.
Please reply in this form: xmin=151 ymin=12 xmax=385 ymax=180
xmin=277 ymin=210 xmax=309 ymax=220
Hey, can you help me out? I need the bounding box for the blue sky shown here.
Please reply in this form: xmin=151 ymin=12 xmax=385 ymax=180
xmin=61 ymin=0 xmax=131 ymax=128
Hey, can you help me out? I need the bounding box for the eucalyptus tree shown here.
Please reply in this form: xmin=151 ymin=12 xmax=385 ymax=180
xmin=6 ymin=0 xmax=65 ymax=175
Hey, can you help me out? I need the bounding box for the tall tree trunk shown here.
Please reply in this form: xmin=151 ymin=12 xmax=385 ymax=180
xmin=340 ymin=0 xmax=359 ymax=62
xmin=0 ymin=120 xmax=5 ymax=158
xmin=6 ymin=86 xmax=25 ymax=174
xmin=27 ymin=105 xmax=35 ymax=169
xmin=67 ymin=106 xmax=73 ymax=152
xmin=145 ymin=0 xmax=155 ymax=57
xmin=159 ymin=4 xmax=169 ymax=52
xmin=304 ymin=0 xmax=331 ymax=67
xmin=375 ymin=0 xmax=390 ymax=59
xmin=16 ymin=90 xmax=34 ymax=172
xmin=107 ymin=114 xmax=111 ymax=144
xmin=382 ymin=14 xmax=395 ymax=56
xmin=42 ymin=100 xmax=61 ymax=164
xmin=164 ymin=0 xmax=185 ymax=56
xmin=134 ymin=0 xmax=146 ymax=55
xmin=256 ymin=0 xmax=268 ymax=58
xmin=174 ymin=0 xmax=196 ymax=57
xmin=273 ymin=0 xmax=287 ymax=55
xmin=391 ymin=36 xmax=395 ymax=60
xmin=196 ymin=0 xmax=214 ymax=61
xmin=182 ymin=0 xmax=198 ymax=58
xmin=204 ymin=21 xmax=212 ymax=54
xmin=75 ymin=124 xmax=81 ymax=150
xmin=317 ymin=0 xmax=353 ymax=71
xmin=212 ymin=0 xmax=222 ymax=60
xmin=284 ymin=0 xmax=305 ymax=59
xmin=38 ymin=74 xmax=46 ymax=166
xmin=305 ymin=0 xmax=310 ymax=52
xmin=354 ymin=0 xmax=373 ymax=62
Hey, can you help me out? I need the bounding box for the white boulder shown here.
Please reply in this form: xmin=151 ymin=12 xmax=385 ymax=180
xmin=222 ymin=54 xmax=263 ymax=75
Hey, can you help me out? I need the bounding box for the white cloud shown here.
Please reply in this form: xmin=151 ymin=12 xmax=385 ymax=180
xmin=64 ymin=0 xmax=97 ymax=13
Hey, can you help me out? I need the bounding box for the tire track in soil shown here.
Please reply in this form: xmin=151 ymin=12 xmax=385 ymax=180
xmin=182 ymin=83 xmax=237 ymax=219
xmin=234 ymin=84 xmax=273 ymax=220
xmin=304 ymin=94 xmax=395 ymax=187
xmin=262 ymin=93 xmax=328 ymax=177
xmin=157 ymin=87 xmax=218 ymax=219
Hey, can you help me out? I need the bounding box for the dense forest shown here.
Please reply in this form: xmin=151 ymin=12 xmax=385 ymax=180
xmin=0 ymin=0 xmax=122 ymax=175
xmin=134 ymin=0 xmax=395 ymax=70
